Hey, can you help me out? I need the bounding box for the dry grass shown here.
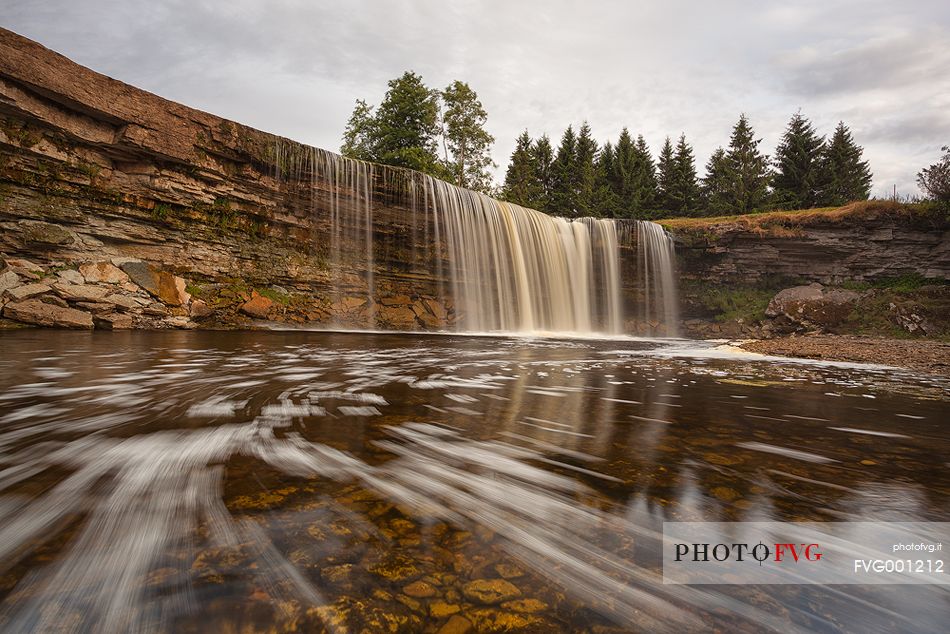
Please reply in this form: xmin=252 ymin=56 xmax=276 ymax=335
xmin=657 ymin=200 xmax=946 ymax=238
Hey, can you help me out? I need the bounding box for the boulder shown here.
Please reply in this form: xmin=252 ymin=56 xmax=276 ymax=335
xmin=6 ymin=283 xmax=51 ymax=301
xmin=103 ymin=294 xmax=140 ymax=311
xmin=378 ymin=304 xmax=417 ymax=328
xmin=52 ymin=283 xmax=110 ymax=302
xmin=3 ymin=300 xmax=93 ymax=329
xmin=80 ymin=262 xmax=130 ymax=284
xmin=461 ymin=579 xmax=521 ymax=605
xmin=20 ymin=221 xmax=76 ymax=246
xmin=76 ymin=301 xmax=116 ymax=315
xmin=189 ymin=299 xmax=213 ymax=318
xmin=57 ymin=269 xmax=85 ymax=285
xmin=765 ymin=283 xmax=861 ymax=331
xmin=424 ymin=298 xmax=448 ymax=321
xmin=94 ymin=313 xmax=133 ymax=329
xmin=3 ymin=258 xmax=43 ymax=274
xmin=240 ymin=292 xmax=273 ymax=318
xmin=118 ymin=261 xmax=185 ymax=306
xmin=0 ymin=270 xmax=22 ymax=294
xmin=379 ymin=295 xmax=413 ymax=306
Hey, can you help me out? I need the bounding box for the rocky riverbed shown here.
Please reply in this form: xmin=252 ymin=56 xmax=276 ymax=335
xmin=737 ymin=334 xmax=950 ymax=377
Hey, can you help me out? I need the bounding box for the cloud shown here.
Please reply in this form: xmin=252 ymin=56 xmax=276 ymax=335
xmin=1 ymin=0 xmax=947 ymax=196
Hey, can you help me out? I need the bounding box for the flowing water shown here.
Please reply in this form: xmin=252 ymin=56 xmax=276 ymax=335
xmin=272 ymin=145 xmax=667 ymax=335
xmin=0 ymin=330 xmax=946 ymax=633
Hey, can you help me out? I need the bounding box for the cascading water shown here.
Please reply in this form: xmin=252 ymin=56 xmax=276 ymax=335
xmin=272 ymin=143 xmax=678 ymax=336
xmin=634 ymin=221 xmax=680 ymax=337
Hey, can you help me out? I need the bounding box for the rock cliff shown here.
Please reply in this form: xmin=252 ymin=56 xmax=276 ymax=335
xmin=1 ymin=27 xmax=947 ymax=336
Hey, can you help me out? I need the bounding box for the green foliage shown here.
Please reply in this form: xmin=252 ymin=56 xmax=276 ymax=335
xmin=551 ymin=125 xmax=579 ymax=216
xmin=441 ymin=81 xmax=495 ymax=193
xmin=772 ymin=112 xmax=825 ymax=209
xmin=257 ymin=287 xmax=291 ymax=305
xmin=574 ymin=123 xmax=599 ymax=217
xmin=690 ymin=284 xmax=776 ymax=323
xmin=670 ymin=134 xmax=700 ymax=213
xmin=656 ymin=137 xmax=676 ymax=211
xmin=724 ymin=114 xmax=772 ymax=214
xmin=151 ymin=202 xmax=172 ymax=220
xmin=532 ymin=135 xmax=555 ymax=213
xmin=340 ymin=73 xmax=494 ymax=188
xmin=502 ymin=131 xmax=540 ymax=208
xmin=917 ymin=145 xmax=950 ymax=202
xmin=819 ymin=121 xmax=872 ymax=206
xmin=701 ymin=147 xmax=732 ymax=215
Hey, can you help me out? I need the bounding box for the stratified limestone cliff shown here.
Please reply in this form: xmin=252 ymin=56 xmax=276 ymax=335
xmin=1 ymin=27 xmax=947 ymax=336
xmin=0 ymin=27 xmax=449 ymax=329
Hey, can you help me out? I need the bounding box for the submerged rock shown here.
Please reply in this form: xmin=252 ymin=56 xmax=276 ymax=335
xmin=3 ymin=300 xmax=93 ymax=328
xmin=437 ymin=614 xmax=473 ymax=634
xmin=461 ymin=579 xmax=521 ymax=605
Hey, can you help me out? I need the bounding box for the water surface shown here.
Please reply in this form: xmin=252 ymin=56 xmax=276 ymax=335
xmin=0 ymin=330 xmax=946 ymax=633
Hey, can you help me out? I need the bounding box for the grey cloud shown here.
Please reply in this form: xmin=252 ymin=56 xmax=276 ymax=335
xmin=2 ymin=0 xmax=948 ymax=196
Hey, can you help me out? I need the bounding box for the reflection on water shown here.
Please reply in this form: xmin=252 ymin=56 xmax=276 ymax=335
xmin=0 ymin=330 xmax=946 ymax=633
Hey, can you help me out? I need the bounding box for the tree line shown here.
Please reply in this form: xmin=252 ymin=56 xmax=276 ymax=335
xmin=341 ymin=71 xmax=496 ymax=193
xmin=502 ymin=113 xmax=874 ymax=218
xmin=339 ymin=73 xmax=950 ymax=215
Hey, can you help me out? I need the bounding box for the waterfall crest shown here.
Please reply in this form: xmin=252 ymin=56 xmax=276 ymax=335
xmin=272 ymin=144 xmax=679 ymax=336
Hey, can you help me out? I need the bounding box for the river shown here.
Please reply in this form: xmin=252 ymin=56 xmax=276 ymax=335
xmin=0 ymin=330 xmax=946 ymax=632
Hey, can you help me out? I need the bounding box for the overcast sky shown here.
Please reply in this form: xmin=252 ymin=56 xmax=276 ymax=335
xmin=3 ymin=0 xmax=948 ymax=196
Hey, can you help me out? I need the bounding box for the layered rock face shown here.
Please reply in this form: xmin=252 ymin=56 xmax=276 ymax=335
xmin=1 ymin=27 xmax=947 ymax=336
xmin=0 ymin=28 xmax=450 ymax=330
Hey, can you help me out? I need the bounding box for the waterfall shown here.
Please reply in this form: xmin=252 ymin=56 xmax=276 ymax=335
xmin=271 ymin=143 xmax=679 ymax=336
xmin=634 ymin=221 xmax=680 ymax=337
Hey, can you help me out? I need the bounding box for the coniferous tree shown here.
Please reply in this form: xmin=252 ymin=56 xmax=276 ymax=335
xmin=772 ymin=112 xmax=825 ymax=209
xmin=671 ymin=134 xmax=700 ymax=214
xmin=612 ymin=128 xmax=637 ymax=217
xmin=594 ymin=142 xmax=620 ymax=217
xmin=702 ymin=147 xmax=732 ymax=216
xmin=723 ymin=114 xmax=771 ymax=214
xmin=551 ymin=126 xmax=579 ymax=216
xmin=818 ymin=121 xmax=872 ymax=206
xmin=575 ymin=122 xmax=599 ymax=217
xmin=656 ymin=137 xmax=676 ymax=212
xmin=441 ymin=80 xmax=495 ymax=193
xmin=502 ymin=131 xmax=539 ymax=207
xmin=532 ymin=135 xmax=555 ymax=213
xmin=631 ymin=135 xmax=658 ymax=215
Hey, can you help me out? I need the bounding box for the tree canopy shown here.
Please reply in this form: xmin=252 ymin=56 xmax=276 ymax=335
xmin=340 ymin=72 xmax=494 ymax=192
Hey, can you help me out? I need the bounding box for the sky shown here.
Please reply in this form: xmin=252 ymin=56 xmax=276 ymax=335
xmin=2 ymin=0 xmax=948 ymax=197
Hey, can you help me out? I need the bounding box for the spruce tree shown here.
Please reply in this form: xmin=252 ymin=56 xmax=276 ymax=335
xmin=551 ymin=126 xmax=579 ymax=217
xmin=502 ymin=131 xmax=539 ymax=207
xmin=631 ymin=135 xmax=658 ymax=215
xmin=575 ymin=122 xmax=599 ymax=217
xmin=532 ymin=135 xmax=555 ymax=213
xmin=671 ymin=134 xmax=700 ymax=214
xmin=441 ymin=80 xmax=495 ymax=193
xmin=772 ymin=112 xmax=825 ymax=210
xmin=819 ymin=121 xmax=872 ymax=206
xmin=594 ymin=142 xmax=620 ymax=217
xmin=612 ymin=128 xmax=637 ymax=217
xmin=723 ymin=114 xmax=771 ymax=214
xmin=702 ymin=147 xmax=732 ymax=216
xmin=656 ymin=137 xmax=676 ymax=212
